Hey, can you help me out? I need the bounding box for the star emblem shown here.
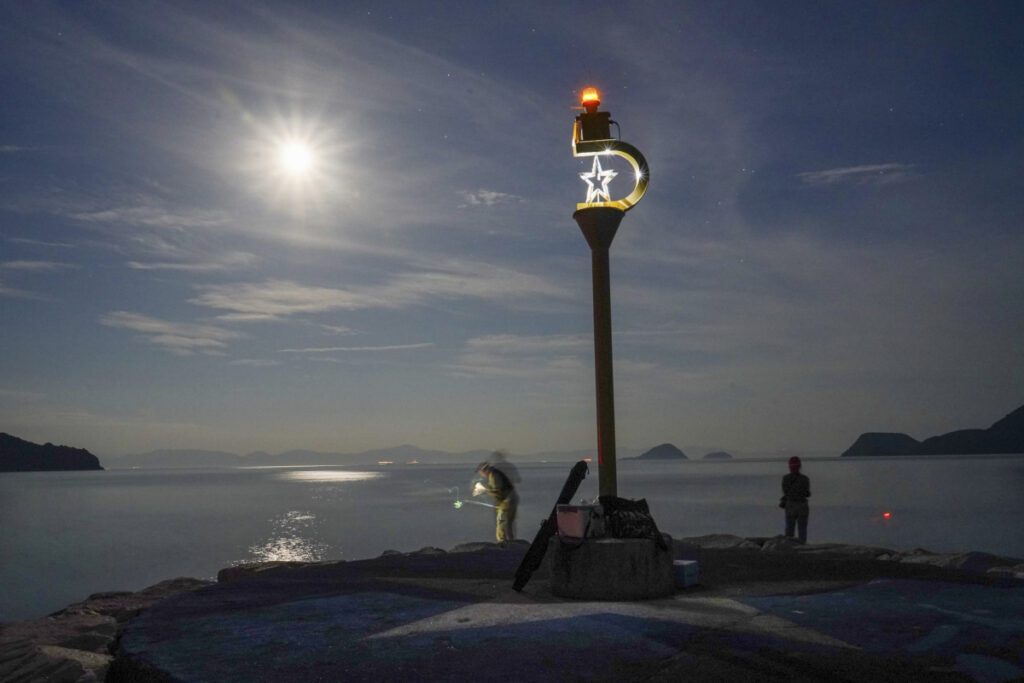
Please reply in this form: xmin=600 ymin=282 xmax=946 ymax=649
xmin=579 ymin=155 xmax=617 ymax=203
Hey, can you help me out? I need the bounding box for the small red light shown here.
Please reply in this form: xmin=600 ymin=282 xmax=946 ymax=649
xmin=883 ymin=511 xmax=891 ymax=519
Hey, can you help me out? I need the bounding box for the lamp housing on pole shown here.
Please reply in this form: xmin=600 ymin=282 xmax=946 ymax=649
xmin=576 ymin=87 xmax=612 ymax=140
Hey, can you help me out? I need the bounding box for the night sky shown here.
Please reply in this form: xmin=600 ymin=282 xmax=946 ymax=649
xmin=1 ymin=2 xmax=1021 ymax=458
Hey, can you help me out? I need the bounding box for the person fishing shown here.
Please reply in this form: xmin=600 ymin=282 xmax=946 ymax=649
xmin=474 ymin=457 xmax=519 ymax=542
xmin=781 ymin=456 xmax=811 ymax=543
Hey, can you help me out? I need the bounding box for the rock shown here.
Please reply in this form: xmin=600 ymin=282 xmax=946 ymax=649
xmin=946 ymin=552 xmax=1011 ymax=574
xmin=217 ymin=561 xmax=310 ymax=583
xmin=986 ymin=566 xmax=1024 ymax=579
xmin=899 ymin=550 xmax=1022 ymax=575
xmin=0 ymin=577 xmax=210 ymax=682
xmin=450 ymin=542 xmax=503 ymax=553
xmin=0 ymin=638 xmax=86 ymax=683
xmin=792 ymin=543 xmax=897 ymax=558
xmin=411 ymin=546 xmax=447 ymax=555
xmin=40 ymin=645 xmax=113 ymax=680
xmin=680 ymin=534 xmax=760 ymax=550
xmin=761 ymin=535 xmax=803 ymax=552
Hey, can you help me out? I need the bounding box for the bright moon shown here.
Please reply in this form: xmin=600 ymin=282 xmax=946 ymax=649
xmin=279 ymin=141 xmax=314 ymax=176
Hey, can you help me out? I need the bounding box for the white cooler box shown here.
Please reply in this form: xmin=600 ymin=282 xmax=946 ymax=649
xmin=555 ymin=504 xmax=604 ymax=540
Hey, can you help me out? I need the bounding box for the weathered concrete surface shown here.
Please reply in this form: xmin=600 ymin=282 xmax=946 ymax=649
xmin=109 ymin=542 xmax=1024 ymax=682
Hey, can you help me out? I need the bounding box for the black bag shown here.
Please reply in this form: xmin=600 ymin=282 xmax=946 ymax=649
xmin=778 ymin=496 xmax=787 ymax=509
xmin=598 ymin=496 xmax=667 ymax=550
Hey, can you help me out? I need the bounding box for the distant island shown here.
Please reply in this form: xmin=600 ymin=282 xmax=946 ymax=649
xmin=633 ymin=443 xmax=688 ymax=460
xmin=702 ymin=451 xmax=733 ymax=460
xmin=0 ymin=433 xmax=104 ymax=472
xmin=841 ymin=404 xmax=1024 ymax=457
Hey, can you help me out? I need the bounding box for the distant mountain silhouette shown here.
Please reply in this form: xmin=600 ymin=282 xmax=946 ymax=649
xmin=0 ymin=433 xmax=104 ymax=471
xmin=113 ymin=449 xmax=245 ymax=468
xmin=107 ymin=445 xmax=553 ymax=468
xmin=702 ymin=451 xmax=733 ymax=460
xmin=840 ymin=433 xmax=921 ymax=457
xmin=841 ymin=404 xmax=1024 ymax=456
xmin=633 ymin=443 xmax=688 ymax=460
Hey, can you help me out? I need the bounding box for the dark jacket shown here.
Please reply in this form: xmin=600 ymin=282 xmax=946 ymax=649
xmin=782 ymin=472 xmax=810 ymax=504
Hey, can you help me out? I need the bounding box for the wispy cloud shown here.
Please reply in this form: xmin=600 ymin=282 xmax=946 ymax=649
xmin=1 ymin=260 xmax=77 ymax=272
xmin=0 ymin=145 xmax=29 ymax=153
xmin=452 ymin=334 xmax=590 ymax=379
xmin=71 ymin=203 xmax=230 ymax=230
xmin=126 ymin=250 xmax=258 ymax=272
xmin=228 ymin=358 xmax=280 ymax=367
xmin=798 ymin=163 xmax=917 ymax=186
xmin=319 ymin=324 xmax=356 ymax=336
xmin=99 ymin=311 xmax=242 ymax=355
xmin=279 ymin=343 xmax=434 ymax=353
xmin=191 ymin=263 xmax=570 ymax=318
xmin=7 ymin=237 xmax=75 ymax=248
xmin=458 ymin=189 xmax=524 ymax=208
xmin=0 ymin=280 xmax=49 ymax=300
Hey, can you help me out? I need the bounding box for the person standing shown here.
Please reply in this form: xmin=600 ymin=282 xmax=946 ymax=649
xmin=782 ymin=456 xmax=811 ymax=543
xmin=475 ymin=459 xmax=518 ymax=542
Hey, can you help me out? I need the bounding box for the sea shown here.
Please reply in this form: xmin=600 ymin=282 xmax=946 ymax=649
xmin=2 ymin=454 xmax=1023 ymax=623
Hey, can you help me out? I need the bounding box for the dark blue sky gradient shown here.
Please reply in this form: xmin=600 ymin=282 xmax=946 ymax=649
xmin=1 ymin=1 xmax=1021 ymax=457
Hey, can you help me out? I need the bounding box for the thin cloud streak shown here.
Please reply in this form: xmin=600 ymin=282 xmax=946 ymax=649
xmin=0 ymin=260 xmax=77 ymax=271
xmin=279 ymin=343 xmax=434 ymax=353
xmin=798 ymin=163 xmax=917 ymax=186
xmin=99 ymin=311 xmax=242 ymax=356
xmin=7 ymin=238 xmax=75 ymax=248
xmin=0 ymin=281 xmax=50 ymax=300
xmin=71 ymin=204 xmax=230 ymax=230
xmin=458 ymin=189 xmax=525 ymax=208
xmin=451 ymin=334 xmax=591 ymax=380
xmin=190 ymin=264 xmax=571 ymax=318
xmin=126 ymin=251 xmax=258 ymax=272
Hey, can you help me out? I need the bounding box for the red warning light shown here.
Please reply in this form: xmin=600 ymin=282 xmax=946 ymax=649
xmin=580 ymin=87 xmax=601 ymax=114
xmin=883 ymin=511 xmax=892 ymax=519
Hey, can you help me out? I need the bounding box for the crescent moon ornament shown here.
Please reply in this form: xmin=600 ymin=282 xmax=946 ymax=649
xmin=573 ymin=122 xmax=649 ymax=212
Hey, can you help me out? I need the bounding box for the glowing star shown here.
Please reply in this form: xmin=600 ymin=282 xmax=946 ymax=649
xmin=580 ymin=156 xmax=618 ymax=204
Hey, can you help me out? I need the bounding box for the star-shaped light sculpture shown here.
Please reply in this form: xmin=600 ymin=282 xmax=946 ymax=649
xmin=579 ymin=155 xmax=618 ymax=204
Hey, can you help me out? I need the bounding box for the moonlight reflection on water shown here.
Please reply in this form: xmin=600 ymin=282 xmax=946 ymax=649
xmin=278 ymin=470 xmax=384 ymax=483
xmin=248 ymin=510 xmax=330 ymax=563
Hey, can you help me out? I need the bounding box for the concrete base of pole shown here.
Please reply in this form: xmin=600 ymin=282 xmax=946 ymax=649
xmin=548 ymin=537 xmax=675 ymax=600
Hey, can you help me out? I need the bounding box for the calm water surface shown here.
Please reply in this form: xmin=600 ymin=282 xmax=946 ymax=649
xmin=2 ymin=455 xmax=1022 ymax=622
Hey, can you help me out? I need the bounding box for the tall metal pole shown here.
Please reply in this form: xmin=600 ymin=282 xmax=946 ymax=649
xmin=574 ymin=207 xmax=624 ymax=498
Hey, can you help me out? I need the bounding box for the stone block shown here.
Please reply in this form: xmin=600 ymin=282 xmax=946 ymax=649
xmin=548 ymin=537 xmax=675 ymax=600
